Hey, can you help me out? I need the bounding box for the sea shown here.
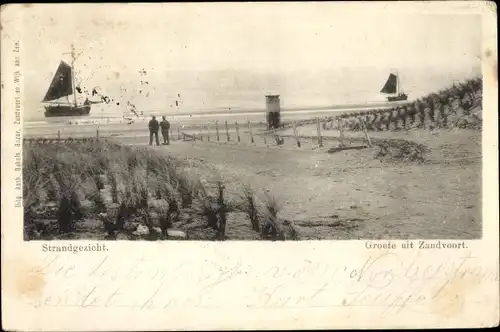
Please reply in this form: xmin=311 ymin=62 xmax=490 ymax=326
xmin=23 ymin=66 xmax=481 ymax=139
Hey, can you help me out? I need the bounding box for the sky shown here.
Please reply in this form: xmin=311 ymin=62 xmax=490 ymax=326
xmin=18 ymin=3 xmax=484 ymax=117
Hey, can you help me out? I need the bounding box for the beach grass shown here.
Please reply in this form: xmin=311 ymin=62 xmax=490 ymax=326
xmin=23 ymin=139 xmax=297 ymax=241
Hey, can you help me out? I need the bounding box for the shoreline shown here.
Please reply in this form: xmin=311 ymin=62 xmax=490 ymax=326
xmin=24 ymin=101 xmax=400 ymax=125
xmin=23 ymin=103 xmax=400 ymax=139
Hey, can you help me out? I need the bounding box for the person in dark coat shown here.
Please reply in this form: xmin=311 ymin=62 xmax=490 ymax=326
xmin=160 ymin=116 xmax=170 ymax=145
xmin=148 ymin=115 xmax=160 ymax=146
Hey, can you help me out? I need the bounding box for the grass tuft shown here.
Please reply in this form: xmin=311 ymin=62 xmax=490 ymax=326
xmin=241 ymin=184 xmax=260 ymax=232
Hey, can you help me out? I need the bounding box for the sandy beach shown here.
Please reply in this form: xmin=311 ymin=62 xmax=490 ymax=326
xmin=128 ymin=128 xmax=481 ymax=239
xmin=23 ymin=115 xmax=481 ymax=240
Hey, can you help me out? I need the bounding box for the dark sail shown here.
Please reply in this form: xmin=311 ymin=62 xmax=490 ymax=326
xmin=42 ymin=61 xmax=73 ymax=102
xmin=380 ymin=73 xmax=398 ymax=94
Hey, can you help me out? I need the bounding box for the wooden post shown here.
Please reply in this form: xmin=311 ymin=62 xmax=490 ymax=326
xmin=338 ymin=118 xmax=345 ymax=147
xmin=96 ymin=127 xmax=99 ymax=140
xmin=235 ymin=122 xmax=240 ymax=142
xmin=225 ymin=121 xmax=230 ymax=141
xmin=177 ymin=127 xmax=181 ymax=140
xmin=216 ymin=121 xmax=220 ymax=141
xmin=200 ymin=124 xmax=203 ymax=141
xmin=316 ymin=117 xmax=323 ymax=147
xmin=292 ymin=121 xmax=301 ymax=147
xmin=247 ymin=121 xmax=254 ymax=144
xmin=207 ymin=125 xmax=210 ymax=141
xmin=57 ymin=130 xmax=61 ymax=141
xmin=359 ymin=118 xmax=372 ymax=147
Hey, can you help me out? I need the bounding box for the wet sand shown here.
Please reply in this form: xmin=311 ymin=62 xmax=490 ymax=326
xmin=23 ymin=103 xmax=397 ymax=139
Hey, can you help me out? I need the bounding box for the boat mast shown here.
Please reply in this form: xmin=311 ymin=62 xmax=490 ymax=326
xmin=396 ymin=70 xmax=399 ymax=95
xmin=71 ymin=45 xmax=77 ymax=107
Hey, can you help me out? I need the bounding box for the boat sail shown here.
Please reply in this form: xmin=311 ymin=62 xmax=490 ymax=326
xmin=42 ymin=47 xmax=92 ymax=117
xmin=380 ymin=72 xmax=408 ymax=102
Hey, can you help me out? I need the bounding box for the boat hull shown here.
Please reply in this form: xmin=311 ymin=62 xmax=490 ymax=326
xmin=44 ymin=104 xmax=91 ymax=117
xmin=387 ymin=93 xmax=408 ymax=102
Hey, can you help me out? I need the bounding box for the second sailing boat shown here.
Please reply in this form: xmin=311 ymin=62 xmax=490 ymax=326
xmin=380 ymin=72 xmax=408 ymax=102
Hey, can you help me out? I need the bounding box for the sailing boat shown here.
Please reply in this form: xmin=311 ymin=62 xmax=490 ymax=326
xmin=42 ymin=47 xmax=91 ymax=117
xmin=380 ymin=72 xmax=408 ymax=102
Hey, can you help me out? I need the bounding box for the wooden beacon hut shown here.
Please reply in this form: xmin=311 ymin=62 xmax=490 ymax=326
xmin=265 ymin=95 xmax=281 ymax=130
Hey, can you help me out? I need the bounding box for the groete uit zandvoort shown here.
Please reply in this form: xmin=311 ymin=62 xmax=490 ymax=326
xmin=365 ymin=240 xmax=467 ymax=250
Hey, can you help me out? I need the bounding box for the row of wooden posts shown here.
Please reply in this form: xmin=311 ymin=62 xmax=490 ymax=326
xmin=53 ymin=117 xmax=372 ymax=148
xmin=56 ymin=130 xmax=100 ymax=141
xmin=188 ymin=120 xmax=254 ymax=144
xmin=183 ymin=117 xmax=372 ymax=149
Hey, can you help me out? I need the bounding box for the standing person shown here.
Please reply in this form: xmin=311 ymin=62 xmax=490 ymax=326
xmin=148 ymin=115 xmax=160 ymax=146
xmin=160 ymin=116 xmax=171 ymax=145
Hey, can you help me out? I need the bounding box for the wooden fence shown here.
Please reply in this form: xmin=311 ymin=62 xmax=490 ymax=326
xmin=24 ymin=118 xmax=374 ymax=151
xmin=179 ymin=118 xmax=373 ymax=151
